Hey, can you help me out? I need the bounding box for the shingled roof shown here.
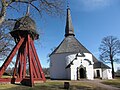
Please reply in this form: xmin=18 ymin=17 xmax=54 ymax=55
xmin=50 ymin=35 xmax=98 ymax=62
xmin=94 ymin=61 xmax=111 ymax=69
xmin=53 ymin=36 xmax=90 ymax=54
xmin=13 ymin=16 xmax=36 ymax=32
xmin=10 ymin=16 xmax=39 ymax=40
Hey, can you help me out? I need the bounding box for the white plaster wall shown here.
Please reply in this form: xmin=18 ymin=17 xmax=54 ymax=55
xmin=50 ymin=52 xmax=112 ymax=80
xmin=107 ymin=69 xmax=112 ymax=79
xmin=66 ymin=53 xmax=94 ymax=80
xmin=65 ymin=54 xmax=76 ymax=80
xmin=94 ymin=69 xmax=112 ymax=79
xmin=102 ymin=69 xmax=107 ymax=79
xmin=50 ymin=53 xmax=71 ymax=79
xmin=87 ymin=65 xmax=94 ymax=80
xmin=84 ymin=53 xmax=94 ymax=80
xmin=50 ymin=53 xmax=94 ymax=80
xmin=102 ymin=69 xmax=112 ymax=79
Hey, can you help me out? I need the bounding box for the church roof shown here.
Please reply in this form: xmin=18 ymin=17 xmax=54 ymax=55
xmin=50 ymin=35 xmax=98 ymax=62
xmin=51 ymin=36 xmax=89 ymax=54
xmin=94 ymin=61 xmax=111 ymax=69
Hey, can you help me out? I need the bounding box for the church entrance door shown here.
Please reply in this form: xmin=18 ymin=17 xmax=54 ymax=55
xmin=77 ymin=65 xmax=86 ymax=80
xmin=80 ymin=68 xmax=85 ymax=78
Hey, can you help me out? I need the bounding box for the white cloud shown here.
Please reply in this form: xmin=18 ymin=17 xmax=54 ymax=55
xmin=77 ymin=0 xmax=119 ymax=11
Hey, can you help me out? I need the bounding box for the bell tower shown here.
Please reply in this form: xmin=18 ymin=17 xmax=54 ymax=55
xmin=0 ymin=16 xmax=46 ymax=87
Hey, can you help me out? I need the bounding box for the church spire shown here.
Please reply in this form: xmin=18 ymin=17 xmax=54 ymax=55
xmin=65 ymin=7 xmax=75 ymax=37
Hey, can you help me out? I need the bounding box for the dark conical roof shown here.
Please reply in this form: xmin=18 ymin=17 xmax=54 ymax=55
xmin=13 ymin=16 xmax=36 ymax=33
xmin=65 ymin=8 xmax=75 ymax=37
xmin=10 ymin=16 xmax=39 ymax=39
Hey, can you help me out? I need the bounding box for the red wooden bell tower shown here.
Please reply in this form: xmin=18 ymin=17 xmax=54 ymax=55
xmin=0 ymin=16 xmax=46 ymax=87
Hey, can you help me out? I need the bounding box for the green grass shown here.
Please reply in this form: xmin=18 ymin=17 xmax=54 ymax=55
xmin=1 ymin=79 xmax=120 ymax=90
xmin=0 ymin=81 xmax=105 ymax=90
xmin=0 ymin=81 xmax=89 ymax=90
xmin=101 ymin=78 xmax=120 ymax=88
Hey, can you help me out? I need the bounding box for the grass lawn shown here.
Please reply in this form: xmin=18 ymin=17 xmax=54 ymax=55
xmin=101 ymin=78 xmax=120 ymax=88
xmin=1 ymin=78 xmax=120 ymax=90
xmin=0 ymin=80 xmax=104 ymax=90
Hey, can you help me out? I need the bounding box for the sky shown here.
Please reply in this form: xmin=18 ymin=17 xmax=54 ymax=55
xmin=35 ymin=0 xmax=120 ymax=71
xmin=1 ymin=0 xmax=120 ymax=71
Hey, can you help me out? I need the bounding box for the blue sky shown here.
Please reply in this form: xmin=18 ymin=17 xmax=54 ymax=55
xmin=1 ymin=0 xmax=120 ymax=71
xmin=34 ymin=0 xmax=120 ymax=71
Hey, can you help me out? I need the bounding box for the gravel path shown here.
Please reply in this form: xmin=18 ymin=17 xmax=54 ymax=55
xmin=81 ymin=79 xmax=120 ymax=90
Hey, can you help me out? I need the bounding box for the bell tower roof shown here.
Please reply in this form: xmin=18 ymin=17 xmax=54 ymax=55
xmin=65 ymin=8 xmax=75 ymax=37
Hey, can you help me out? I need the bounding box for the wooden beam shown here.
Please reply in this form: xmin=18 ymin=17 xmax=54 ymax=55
xmin=30 ymin=38 xmax=46 ymax=81
xmin=27 ymin=35 xmax=34 ymax=87
xmin=0 ymin=37 xmax=25 ymax=77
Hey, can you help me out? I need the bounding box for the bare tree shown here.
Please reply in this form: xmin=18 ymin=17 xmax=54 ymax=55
xmin=0 ymin=0 xmax=65 ymax=24
xmin=99 ymin=36 xmax=120 ymax=78
xmin=0 ymin=21 xmax=14 ymax=61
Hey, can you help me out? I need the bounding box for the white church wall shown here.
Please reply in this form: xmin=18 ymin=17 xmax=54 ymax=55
xmin=102 ymin=69 xmax=112 ymax=79
xmin=107 ymin=69 xmax=112 ymax=79
xmin=66 ymin=53 xmax=94 ymax=80
xmin=65 ymin=54 xmax=77 ymax=80
xmin=50 ymin=53 xmax=72 ymax=79
xmin=94 ymin=69 xmax=112 ymax=79
xmin=50 ymin=52 xmax=94 ymax=80
xmin=86 ymin=65 xmax=94 ymax=80
xmin=102 ymin=69 xmax=107 ymax=79
xmin=70 ymin=66 xmax=77 ymax=80
xmin=83 ymin=53 xmax=94 ymax=80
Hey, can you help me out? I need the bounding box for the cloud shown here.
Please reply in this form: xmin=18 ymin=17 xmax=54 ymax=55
xmin=77 ymin=0 xmax=119 ymax=11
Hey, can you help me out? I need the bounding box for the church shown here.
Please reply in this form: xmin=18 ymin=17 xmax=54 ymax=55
xmin=49 ymin=7 xmax=112 ymax=80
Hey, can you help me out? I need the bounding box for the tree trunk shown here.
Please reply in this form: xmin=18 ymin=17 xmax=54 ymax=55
xmin=110 ymin=47 xmax=115 ymax=79
xmin=111 ymin=59 xmax=115 ymax=78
